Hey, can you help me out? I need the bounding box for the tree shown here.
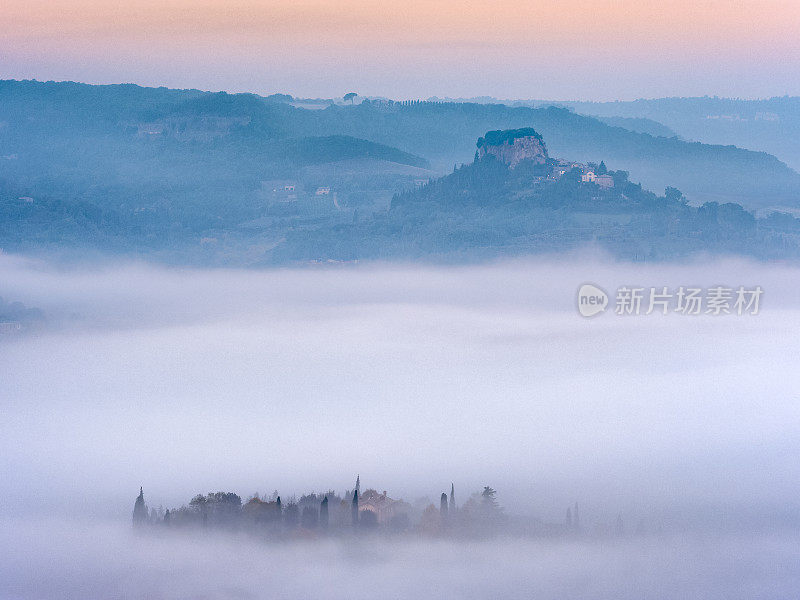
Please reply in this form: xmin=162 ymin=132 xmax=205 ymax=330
xmin=132 ymin=487 xmax=148 ymax=527
xmin=418 ymin=503 xmax=441 ymax=535
xmin=388 ymin=513 xmax=410 ymax=533
xmin=480 ymin=486 xmax=499 ymax=513
xmin=320 ymin=496 xmax=329 ymax=529
xmin=344 ymin=92 xmax=357 ymax=104
xmin=612 ymin=170 xmax=630 ymax=187
xmin=597 ymin=160 xmax=608 ymax=175
xmin=243 ymin=496 xmax=269 ymax=525
xmin=301 ymin=506 xmax=319 ymax=529
xmin=284 ymin=502 xmax=299 ymax=528
xmin=460 ymin=486 xmax=504 ymax=535
xmin=190 ymin=492 xmax=242 ymax=528
xmin=352 ymin=489 xmax=359 ymax=528
xmin=359 ymin=509 xmax=378 ymax=529
xmin=665 ymin=186 xmax=685 ymax=204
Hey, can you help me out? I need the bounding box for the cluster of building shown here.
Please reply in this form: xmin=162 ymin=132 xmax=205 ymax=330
xmin=551 ymin=159 xmax=615 ymax=189
xmin=473 ymin=129 xmax=616 ymax=191
xmin=260 ymin=181 xmax=338 ymax=206
xmin=130 ymin=476 xmax=616 ymax=539
xmin=132 ymin=475 xmax=510 ymax=537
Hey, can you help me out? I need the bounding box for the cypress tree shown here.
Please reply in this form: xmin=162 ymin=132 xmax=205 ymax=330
xmin=320 ymin=496 xmax=329 ymax=529
xmin=132 ymin=487 xmax=147 ymax=527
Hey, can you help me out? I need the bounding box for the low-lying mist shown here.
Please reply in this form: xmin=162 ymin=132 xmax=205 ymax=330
xmin=3 ymin=517 xmax=800 ymax=600
xmin=2 ymin=252 xmax=800 ymax=597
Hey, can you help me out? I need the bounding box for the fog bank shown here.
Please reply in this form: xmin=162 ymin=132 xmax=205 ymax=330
xmin=2 ymin=254 xmax=800 ymax=529
xmin=2 ymin=518 xmax=799 ymax=600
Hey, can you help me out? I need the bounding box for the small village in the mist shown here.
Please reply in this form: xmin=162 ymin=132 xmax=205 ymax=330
xmin=132 ymin=476 xmax=630 ymax=542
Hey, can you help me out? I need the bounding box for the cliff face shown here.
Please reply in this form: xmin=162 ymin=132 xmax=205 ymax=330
xmin=476 ymin=128 xmax=548 ymax=169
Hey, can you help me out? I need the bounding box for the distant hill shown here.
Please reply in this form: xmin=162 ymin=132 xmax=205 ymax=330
xmin=362 ymin=129 xmax=800 ymax=262
xmin=293 ymin=100 xmax=800 ymax=210
xmin=260 ymin=129 xmax=800 ymax=264
xmin=593 ymin=116 xmax=678 ymax=138
xmin=0 ymin=80 xmax=429 ymax=237
xmin=279 ymin=136 xmax=429 ymax=168
xmin=555 ymin=96 xmax=800 ymax=173
xmin=3 ymin=127 xmax=800 ymax=264
xmin=2 ymin=80 xmax=800 ymax=264
xmin=2 ymin=80 xmax=799 ymax=211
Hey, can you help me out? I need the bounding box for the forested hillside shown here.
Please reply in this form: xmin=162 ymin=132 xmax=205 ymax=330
xmin=2 ymin=80 xmax=800 ymax=264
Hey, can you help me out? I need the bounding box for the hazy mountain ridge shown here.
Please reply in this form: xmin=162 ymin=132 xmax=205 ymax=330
xmin=2 ymin=80 xmax=800 ymax=263
xmin=3 ymin=80 xmax=799 ymax=208
xmin=551 ymin=96 xmax=800 ymax=173
xmin=593 ymin=116 xmax=678 ymax=138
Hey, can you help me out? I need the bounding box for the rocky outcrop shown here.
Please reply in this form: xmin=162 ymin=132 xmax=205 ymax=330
xmin=476 ymin=128 xmax=548 ymax=169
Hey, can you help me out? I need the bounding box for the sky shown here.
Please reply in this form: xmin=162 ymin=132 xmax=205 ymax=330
xmin=2 ymin=0 xmax=800 ymax=100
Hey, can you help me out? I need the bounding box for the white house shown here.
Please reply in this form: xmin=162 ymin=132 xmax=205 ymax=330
xmin=595 ymin=174 xmax=614 ymax=189
xmin=261 ymin=180 xmax=301 ymax=202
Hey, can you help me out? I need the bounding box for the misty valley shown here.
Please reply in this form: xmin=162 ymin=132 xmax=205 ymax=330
xmin=3 ymin=257 xmax=800 ymax=599
xmin=4 ymin=65 xmax=800 ymax=599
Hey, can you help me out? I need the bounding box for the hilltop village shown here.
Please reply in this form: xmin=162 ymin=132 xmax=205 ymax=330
xmin=475 ymin=128 xmax=615 ymax=188
xmin=132 ymin=476 xmax=628 ymax=540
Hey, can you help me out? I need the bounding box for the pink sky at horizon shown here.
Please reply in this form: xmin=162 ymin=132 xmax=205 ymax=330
xmin=2 ymin=0 xmax=800 ymax=100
